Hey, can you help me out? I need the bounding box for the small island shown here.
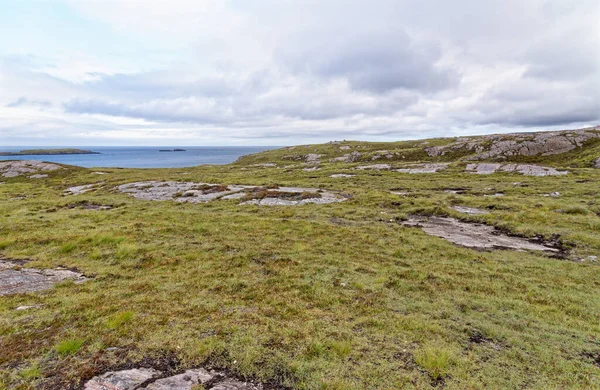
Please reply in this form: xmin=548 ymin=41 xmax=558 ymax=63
xmin=0 ymin=148 xmax=100 ymax=156
xmin=159 ymin=149 xmax=186 ymax=152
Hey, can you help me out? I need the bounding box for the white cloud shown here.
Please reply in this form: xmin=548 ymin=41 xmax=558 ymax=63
xmin=0 ymin=0 xmax=598 ymax=145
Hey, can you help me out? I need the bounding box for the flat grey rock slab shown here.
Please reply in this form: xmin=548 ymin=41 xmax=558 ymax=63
xmin=118 ymin=181 xmax=346 ymax=206
xmin=211 ymin=379 xmax=262 ymax=390
xmin=84 ymin=368 xmax=162 ymax=390
xmin=465 ymin=163 xmax=567 ymax=176
xmin=396 ymin=163 xmax=448 ymax=173
xmin=0 ymin=260 xmax=88 ymax=296
xmin=65 ymin=183 xmax=100 ymax=195
xmin=144 ymin=369 xmax=215 ymax=389
xmin=28 ymin=174 xmax=48 ymax=179
xmin=452 ymin=206 xmax=489 ymax=215
xmin=85 ymin=368 xmax=263 ymax=390
xmin=329 ymin=174 xmax=355 ymax=178
xmin=0 ymin=160 xmax=62 ymax=178
xmin=403 ymin=216 xmax=557 ymax=252
xmin=356 ymin=164 xmax=391 ymax=170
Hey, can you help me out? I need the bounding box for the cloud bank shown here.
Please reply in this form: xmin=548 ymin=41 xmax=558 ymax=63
xmin=0 ymin=0 xmax=598 ymax=145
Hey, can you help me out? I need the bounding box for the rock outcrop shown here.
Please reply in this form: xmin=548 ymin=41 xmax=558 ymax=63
xmin=403 ymin=217 xmax=558 ymax=253
xmin=396 ymin=163 xmax=448 ymax=174
xmin=118 ymin=181 xmax=347 ymax=206
xmin=0 ymin=160 xmax=61 ymax=178
xmin=0 ymin=259 xmax=88 ymax=296
xmin=425 ymin=128 xmax=600 ymax=160
xmin=465 ymin=163 xmax=568 ymax=176
xmin=84 ymin=367 xmax=265 ymax=390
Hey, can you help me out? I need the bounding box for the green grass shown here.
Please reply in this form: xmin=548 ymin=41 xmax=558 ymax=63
xmin=1 ymin=139 xmax=600 ymax=389
xmin=54 ymin=339 xmax=84 ymax=356
xmin=415 ymin=345 xmax=454 ymax=381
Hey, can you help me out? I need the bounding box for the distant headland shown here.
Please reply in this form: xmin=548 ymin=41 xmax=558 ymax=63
xmin=0 ymin=148 xmax=100 ymax=156
xmin=159 ymin=149 xmax=186 ymax=152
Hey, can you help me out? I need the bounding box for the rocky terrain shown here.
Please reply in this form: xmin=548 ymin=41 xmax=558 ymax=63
xmin=237 ymin=126 xmax=600 ymax=168
xmin=0 ymin=160 xmax=62 ymax=178
xmin=1 ymin=126 xmax=600 ymax=390
xmin=423 ymin=127 xmax=600 ymax=160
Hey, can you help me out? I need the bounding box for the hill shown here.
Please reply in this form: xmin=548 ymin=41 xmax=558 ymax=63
xmin=237 ymin=126 xmax=600 ymax=168
xmin=0 ymin=126 xmax=599 ymax=389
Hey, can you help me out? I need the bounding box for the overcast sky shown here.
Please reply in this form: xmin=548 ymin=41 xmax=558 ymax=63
xmin=0 ymin=0 xmax=598 ymax=146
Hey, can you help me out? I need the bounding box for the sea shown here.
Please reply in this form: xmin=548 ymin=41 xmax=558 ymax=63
xmin=0 ymin=146 xmax=278 ymax=168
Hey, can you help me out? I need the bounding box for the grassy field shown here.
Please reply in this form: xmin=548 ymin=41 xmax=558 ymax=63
xmin=1 ymin=143 xmax=600 ymax=389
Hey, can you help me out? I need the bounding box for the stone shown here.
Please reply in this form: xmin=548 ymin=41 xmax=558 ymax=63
xmin=356 ymin=164 xmax=391 ymax=170
xmin=0 ymin=260 xmax=88 ymax=296
xmin=424 ymin=128 xmax=600 ymax=160
xmin=249 ymin=163 xmax=276 ymax=167
xmin=396 ymin=163 xmax=448 ymax=174
xmin=305 ymin=154 xmax=321 ymax=164
xmin=303 ymin=166 xmax=320 ymax=172
xmin=402 ymin=216 xmax=558 ymax=252
xmin=144 ymin=369 xmax=215 ymax=390
xmin=595 ymin=157 xmax=600 ymax=168
xmin=65 ymin=184 xmax=99 ymax=195
xmin=84 ymin=368 xmax=162 ymax=390
xmin=210 ymin=379 xmax=261 ymax=390
xmin=452 ymin=206 xmax=489 ymax=215
xmin=330 ymin=151 xmax=362 ymax=163
xmin=28 ymin=174 xmax=48 ymax=179
xmin=118 ymin=181 xmax=347 ymax=207
xmin=465 ymin=163 xmax=567 ymax=176
xmin=329 ymin=174 xmax=355 ymax=178
xmin=15 ymin=305 xmax=43 ymax=311
xmin=0 ymin=160 xmax=61 ymax=178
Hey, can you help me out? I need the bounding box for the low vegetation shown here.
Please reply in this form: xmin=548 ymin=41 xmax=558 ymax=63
xmin=1 ymin=130 xmax=599 ymax=389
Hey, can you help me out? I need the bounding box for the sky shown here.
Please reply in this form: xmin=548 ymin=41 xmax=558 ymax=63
xmin=0 ymin=0 xmax=599 ymax=146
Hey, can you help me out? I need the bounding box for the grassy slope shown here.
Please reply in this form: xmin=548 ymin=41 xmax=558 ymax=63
xmin=0 ymin=141 xmax=599 ymax=389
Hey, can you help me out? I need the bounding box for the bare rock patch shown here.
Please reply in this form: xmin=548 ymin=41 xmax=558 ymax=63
xmin=451 ymin=206 xmax=489 ymax=215
xmin=402 ymin=216 xmax=559 ymax=253
xmin=65 ymin=183 xmax=103 ymax=195
xmin=330 ymin=174 xmax=355 ymax=178
xmin=396 ymin=163 xmax=448 ymax=174
xmin=84 ymin=367 xmax=266 ymax=390
xmin=330 ymin=151 xmax=362 ymax=163
xmin=466 ymin=163 xmax=567 ymax=176
xmin=0 ymin=259 xmax=88 ymax=296
xmin=0 ymin=160 xmax=62 ymax=178
xmin=356 ymin=164 xmax=391 ymax=170
xmin=117 ymin=181 xmax=346 ymax=206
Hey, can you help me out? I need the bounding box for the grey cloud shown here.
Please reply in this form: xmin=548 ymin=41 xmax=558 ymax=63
xmin=281 ymin=29 xmax=459 ymax=93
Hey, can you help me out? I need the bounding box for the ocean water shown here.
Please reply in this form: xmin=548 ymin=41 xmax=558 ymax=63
xmin=0 ymin=146 xmax=277 ymax=168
